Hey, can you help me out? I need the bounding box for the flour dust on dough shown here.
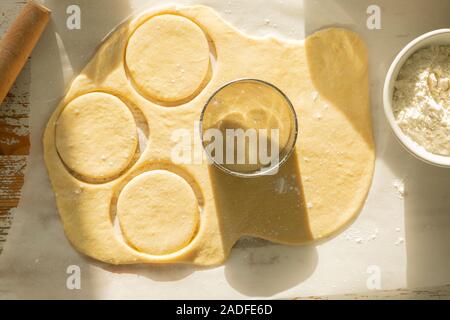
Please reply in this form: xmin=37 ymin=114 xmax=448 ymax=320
xmin=43 ymin=6 xmax=375 ymax=266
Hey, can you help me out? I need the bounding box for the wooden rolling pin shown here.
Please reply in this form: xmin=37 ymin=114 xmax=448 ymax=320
xmin=0 ymin=1 xmax=51 ymax=105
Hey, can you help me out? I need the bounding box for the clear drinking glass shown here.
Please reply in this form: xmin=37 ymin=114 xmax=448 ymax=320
xmin=200 ymin=79 xmax=298 ymax=178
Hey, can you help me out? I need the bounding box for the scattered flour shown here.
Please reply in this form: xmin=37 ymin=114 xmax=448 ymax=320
xmin=343 ymin=228 xmax=379 ymax=244
xmin=395 ymin=237 xmax=405 ymax=246
xmin=393 ymin=46 xmax=450 ymax=156
xmin=393 ymin=179 xmax=406 ymax=199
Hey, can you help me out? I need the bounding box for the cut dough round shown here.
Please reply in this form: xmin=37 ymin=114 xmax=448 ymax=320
xmin=55 ymin=92 xmax=138 ymax=180
xmin=117 ymin=170 xmax=200 ymax=255
xmin=126 ymin=14 xmax=210 ymax=103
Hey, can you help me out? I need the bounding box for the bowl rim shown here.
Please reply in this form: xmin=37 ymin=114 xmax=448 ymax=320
xmin=383 ymin=28 xmax=450 ymax=168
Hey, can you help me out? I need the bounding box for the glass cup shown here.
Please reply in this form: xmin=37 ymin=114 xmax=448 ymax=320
xmin=200 ymin=79 xmax=298 ymax=178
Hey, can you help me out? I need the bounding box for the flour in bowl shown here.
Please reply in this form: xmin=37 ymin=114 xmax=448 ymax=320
xmin=393 ymin=45 xmax=450 ymax=156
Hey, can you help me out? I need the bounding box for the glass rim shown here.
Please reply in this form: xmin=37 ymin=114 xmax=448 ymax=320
xmin=199 ymin=78 xmax=299 ymax=178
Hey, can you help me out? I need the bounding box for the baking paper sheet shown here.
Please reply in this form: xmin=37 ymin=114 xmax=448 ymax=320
xmin=1 ymin=0 xmax=450 ymax=299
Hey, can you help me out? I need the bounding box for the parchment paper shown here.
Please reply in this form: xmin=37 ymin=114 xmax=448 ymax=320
xmin=1 ymin=0 xmax=449 ymax=299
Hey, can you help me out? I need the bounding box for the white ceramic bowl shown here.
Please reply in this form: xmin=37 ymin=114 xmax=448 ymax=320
xmin=383 ymin=29 xmax=450 ymax=168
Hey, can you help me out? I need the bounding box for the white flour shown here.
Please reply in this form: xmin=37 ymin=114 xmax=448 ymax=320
xmin=393 ymin=46 xmax=450 ymax=156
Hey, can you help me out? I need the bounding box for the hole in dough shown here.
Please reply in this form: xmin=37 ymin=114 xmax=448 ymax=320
xmin=55 ymin=92 xmax=138 ymax=181
xmin=117 ymin=170 xmax=200 ymax=255
xmin=125 ymin=14 xmax=211 ymax=104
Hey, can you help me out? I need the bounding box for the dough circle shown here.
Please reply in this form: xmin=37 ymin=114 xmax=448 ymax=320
xmin=125 ymin=14 xmax=210 ymax=103
xmin=117 ymin=170 xmax=200 ymax=255
xmin=55 ymin=92 xmax=138 ymax=180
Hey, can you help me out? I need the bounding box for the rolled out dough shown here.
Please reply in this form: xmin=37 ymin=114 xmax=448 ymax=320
xmin=43 ymin=5 xmax=375 ymax=266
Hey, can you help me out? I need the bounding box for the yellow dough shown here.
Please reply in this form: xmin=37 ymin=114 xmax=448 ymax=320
xmin=55 ymin=92 xmax=138 ymax=181
xmin=117 ymin=170 xmax=200 ymax=255
xmin=125 ymin=14 xmax=210 ymax=103
xmin=43 ymin=5 xmax=375 ymax=266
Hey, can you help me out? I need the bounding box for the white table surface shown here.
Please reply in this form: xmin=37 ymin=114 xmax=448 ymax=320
xmin=0 ymin=0 xmax=449 ymax=299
